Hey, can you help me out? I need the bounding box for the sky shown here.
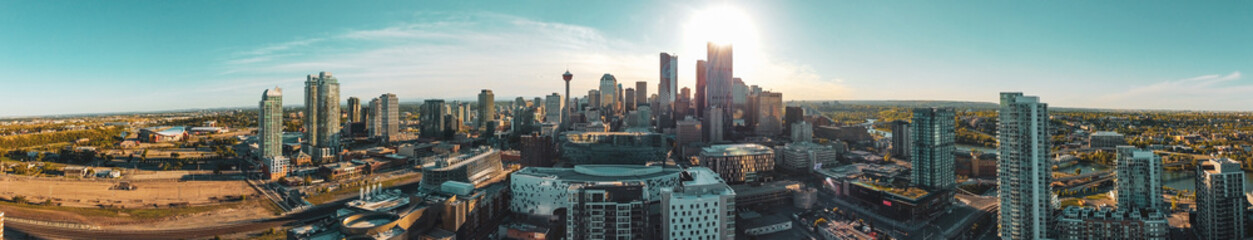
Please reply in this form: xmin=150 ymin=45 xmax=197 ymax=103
xmin=1 ymin=0 xmax=1251 ymax=117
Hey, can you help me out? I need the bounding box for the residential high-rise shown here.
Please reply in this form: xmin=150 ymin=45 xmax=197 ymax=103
xmin=599 ymin=74 xmax=618 ymax=113
xmin=695 ymin=60 xmax=707 ymax=118
xmin=636 ymin=81 xmax=647 ymax=112
xmin=676 ymin=87 xmax=691 ymax=120
xmin=510 ymin=165 xmax=683 ymax=239
xmin=910 ymin=107 xmax=955 ymax=190
xmin=891 ymin=120 xmax=911 ymax=159
xmin=706 ymin=43 xmax=733 ymax=139
xmin=478 ymin=89 xmax=495 ymax=131
xmin=303 ymin=72 xmax=340 ymax=161
xmin=754 ymin=91 xmax=783 ymax=136
xmin=996 ymin=92 xmax=1052 ymax=240
xmin=347 ymin=97 xmax=361 ymax=123
xmin=661 ymin=167 xmax=736 ymax=240
xmin=258 ymin=87 xmax=283 ymax=159
xmin=1115 ymin=146 xmax=1163 ymax=210
xmin=421 ymin=99 xmax=447 ymax=139
xmin=1194 ymin=158 xmax=1246 ymax=240
xmin=378 ymin=93 xmax=399 ymax=141
xmin=545 ymin=93 xmax=563 ymax=124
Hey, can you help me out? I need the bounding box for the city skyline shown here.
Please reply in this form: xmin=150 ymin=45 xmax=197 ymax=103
xmin=3 ymin=1 xmax=1252 ymax=117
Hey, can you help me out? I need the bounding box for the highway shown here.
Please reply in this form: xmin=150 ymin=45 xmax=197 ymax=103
xmin=8 ymin=181 xmax=422 ymax=240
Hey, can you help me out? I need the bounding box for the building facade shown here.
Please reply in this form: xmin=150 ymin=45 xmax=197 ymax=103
xmin=1089 ymin=131 xmax=1126 ymax=148
xmin=378 ymin=93 xmax=399 ymax=141
xmin=421 ymin=99 xmax=447 ymax=139
xmin=259 ymin=87 xmax=283 ymax=159
xmin=661 ymin=167 xmax=736 ymax=240
xmin=911 ymin=107 xmax=956 ymax=190
xmin=347 ymin=96 xmax=362 ymax=123
xmin=778 ymin=142 xmax=839 ymax=172
xmin=304 ymin=72 xmax=341 ymax=161
xmin=1194 ymin=158 xmax=1246 ymax=240
xmin=560 ymin=132 xmax=670 ymax=165
xmin=1056 ymin=207 xmax=1168 ymax=240
xmin=890 ymin=120 xmax=910 ymax=159
xmin=754 ymin=91 xmax=783 ymax=137
xmin=478 ymin=89 xmax=496 ymax=131
xmin=420 ymin=148 xmax=506 ymax=190
xmin=698 ymin=144 xmax=774 ymax=183
xmin=705 ymin=43 xmax=733 ymax=140
xmin=1115 ymin=146 xmax=1163 ymax=210
xmin=997 ymin=92 xmax=1052 ymax=240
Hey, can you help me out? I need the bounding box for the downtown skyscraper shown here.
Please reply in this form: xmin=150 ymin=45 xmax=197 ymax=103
xmin=997 ymin=92 xmax=1051 ymax=240
xmin=258 ymin=87 xmax=283 ymax=159
xmin=910 ymin=107 xmax=955 ymax=190
xmin=705 ymin=43 xmax=733 ymax=141
xmin=599 ymin=73 xmax=618 ymax=114
xmin=303 ymin=72 xmax=340 ymax=160
xmin=658 ymin=52 xmax=678 ymax=129
xmin=478 ymin=89 xmax=496 ymax=131
xmin=346 ymin=96 xmax=361 ymax=123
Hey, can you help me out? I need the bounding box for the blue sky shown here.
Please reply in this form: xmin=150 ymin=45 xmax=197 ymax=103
xmin=1 ymin=0 xmax=1251 ymax=117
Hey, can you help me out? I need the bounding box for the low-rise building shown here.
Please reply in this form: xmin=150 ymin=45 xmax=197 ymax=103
xmin=698 ymin=144 xmax=775 ymax=183
xmin=1057 ymin=206 xmax=1168 ymax=240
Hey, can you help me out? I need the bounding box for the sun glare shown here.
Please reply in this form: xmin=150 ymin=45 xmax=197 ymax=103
xmin=682 ymin=5 xmax=762 ymax=81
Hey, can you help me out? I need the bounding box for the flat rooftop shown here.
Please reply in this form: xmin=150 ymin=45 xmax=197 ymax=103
xmin=700 ymin=143 xmax=773 ymax=157
xmin=514 ymin=165 xmax=681 ymax=182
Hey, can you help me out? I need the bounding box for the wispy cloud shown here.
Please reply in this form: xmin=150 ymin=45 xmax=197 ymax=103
xmin=1095 ymin=71 xmax=1252 ymax=110
xmin=210 ymin=11 xmax=847 ymax=105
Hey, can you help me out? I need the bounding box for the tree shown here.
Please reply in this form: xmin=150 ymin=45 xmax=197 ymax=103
xmin=1074 ymin=168 xmax=1082 ymax=175
xmin=170 ymin=152 xmax=180 ymax=159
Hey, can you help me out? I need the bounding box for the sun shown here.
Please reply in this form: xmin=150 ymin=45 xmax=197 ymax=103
xmin=684 ymin=5 xmax=756 ymax=46
xmin=681 ymin=5 xmax=761 ymax=80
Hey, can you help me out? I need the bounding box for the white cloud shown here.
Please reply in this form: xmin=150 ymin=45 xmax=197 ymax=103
xmin=210 ymin=11 xmax=848 ymax=106
xmin=1095 ymin=71 xmax=1253 ymax=110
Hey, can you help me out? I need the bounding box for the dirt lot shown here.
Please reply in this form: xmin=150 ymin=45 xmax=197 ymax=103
xmin=0 ymin=176 xmax=256 ymax=208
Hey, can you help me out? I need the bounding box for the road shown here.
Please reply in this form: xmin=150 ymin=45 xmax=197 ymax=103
xmin=8 ymin=181 xmax=423 ymax=239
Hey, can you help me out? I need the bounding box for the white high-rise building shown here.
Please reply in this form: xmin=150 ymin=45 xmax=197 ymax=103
xmin=662 ymin=167 xmax=736 ymax=240
xmin=258 ymin=87 xmax=283 ymax=159
xmin=1115 ymin=146 xmax=1163 ymax=210
xmin=997 ymin=92 xmax=1052 ymax=240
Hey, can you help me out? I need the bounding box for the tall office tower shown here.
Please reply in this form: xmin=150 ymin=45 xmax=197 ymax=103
xmin=790 ymin=121 xmax=813 ymax=143
xmin=624 ymin=88 xmax=636 ymax=111
xmin=379 ymin=93 xmax=399 ymax=141
xmin=1195 ymin=158 xmax=1246 ymax=240
xmin=706 ymin=43 xmax=733 ymax=138
xmin=1115 ymin=146 xmax=1163 ymax=210
xmin=421 ymin=99 xmax=447 ymax=139
xmin=586 ymin=89 xmax=601 ymax=111
xmin=346 ymin=97 xmax=361 ymax=123
xmin=617 ymin=83 xmax=624 ymax=114
xmin=636 ymin=81 xmax=647 ymax=111
xmin=745 ymin=84 xmax=760 ymax=129
xmin=662 ymin=167 xmax=736 ymax=240
xmin=910 ymin=107 xmax=956 ymax=190
xmin=545 ymin=93 xmax=563 ymax=124
xmin=695 ymin=59 xmax=707 ymax=118
xmin=731 ymin=78 xmax=748 ymax=126
xmin=258 ymin=87 xmax=283 ymax=159
xmin=515 ymin=97 xmax=527 ymax=109
xmin=705 ymin=107 xmax=724 ymax=143
xmin=368 ymin=98 xmax=381 ymax=137
xmin=478 ymin=89 xmax=495 ymax=131
xmin=754 ymin=91 xmax=783 ymax=136
xmin=303 ymin=72 xmax=340 ymax=160
xmin=599 ymin=74 xmax=618 ymax=112
xmin=891 ymin=120 xmax=911 ymax=159
xmin=997 ymin=92 xmax=1052 ymax=240
xmin=659 ymin=52 xmax=678 ymax=129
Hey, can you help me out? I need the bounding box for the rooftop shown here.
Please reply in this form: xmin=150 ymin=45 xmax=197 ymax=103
xmin=514 ymin=164 xmax=681 ymax=182
xmin=700 ymin=143 xmax=773 ymax=157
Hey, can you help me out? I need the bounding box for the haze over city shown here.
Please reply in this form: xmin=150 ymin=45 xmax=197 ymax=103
xmin=2 ymin=0 xmax=1252 ymax=117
